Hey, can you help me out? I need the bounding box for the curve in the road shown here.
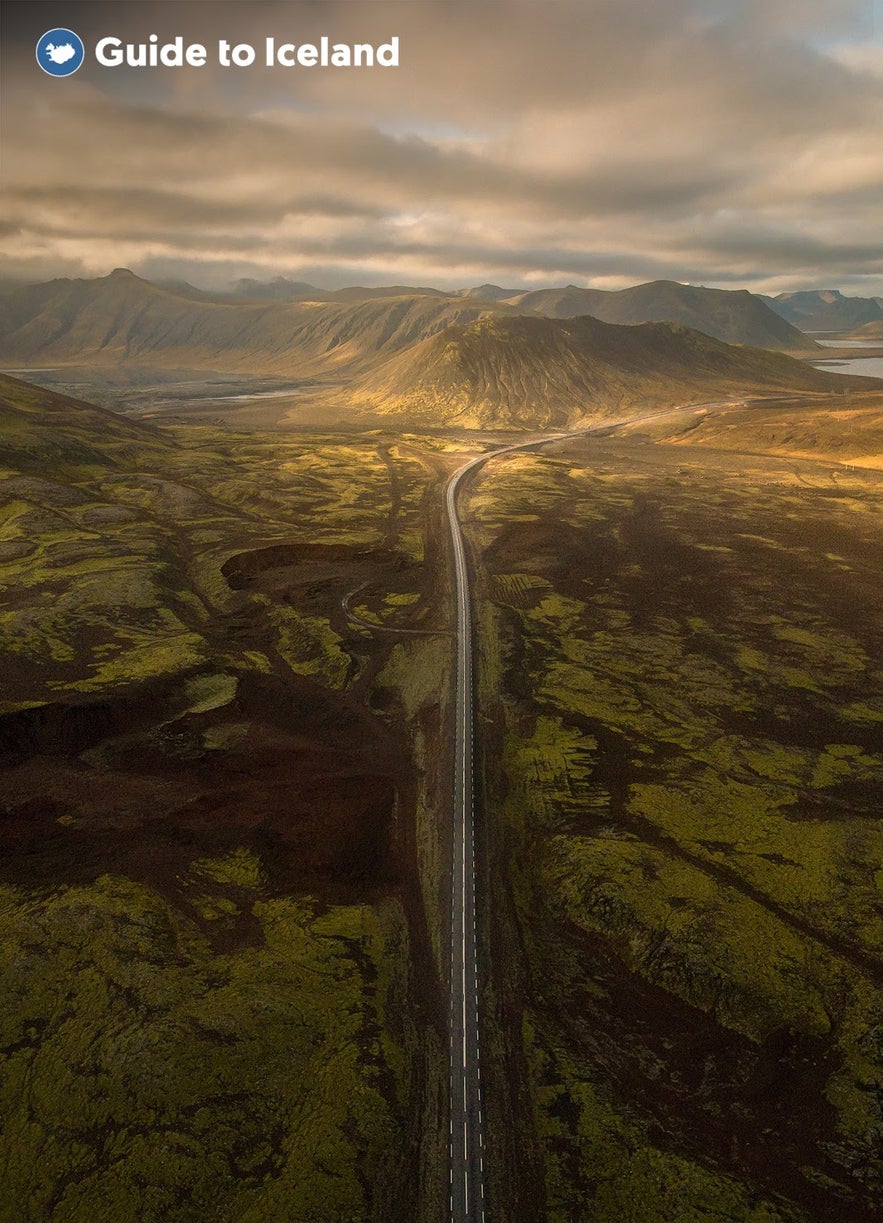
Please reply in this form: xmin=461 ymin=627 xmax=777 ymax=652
xmin=442 ymin=402 xmax=742 ymax=1221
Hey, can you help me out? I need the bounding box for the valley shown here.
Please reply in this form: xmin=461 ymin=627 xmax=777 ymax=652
xmin=1 ymin=273 xmax=882 ymax=1222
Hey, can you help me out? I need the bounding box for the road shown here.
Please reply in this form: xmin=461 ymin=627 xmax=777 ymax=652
xmin=443 ymin=402 xmax=740 ymax=1221
xmin=445 ymin=428 xmax=591 ymax=1222
xmin=445 ymin=446 xmax=487 ymax=1223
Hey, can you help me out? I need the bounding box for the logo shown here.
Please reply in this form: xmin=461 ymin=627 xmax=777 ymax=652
xmin=36 ymin=28 xmax=85 ymax=77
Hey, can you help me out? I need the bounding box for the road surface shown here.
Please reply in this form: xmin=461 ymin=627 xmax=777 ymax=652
xmin=445 ymin=428 xmax=593 ymax=1221
xmin=445 ymin=448 xmax=488 ymax=1223
xmin=443 ymin=403 xmax=739 ymax=1221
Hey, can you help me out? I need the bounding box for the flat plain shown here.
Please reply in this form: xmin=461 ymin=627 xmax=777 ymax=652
xmin=0 ymin=374 xmax=467 ymax=1221
xmin=2 ymin=367 xmax=882 ymax=1222
xmin=466 ymin=405 xmax=883 ymax=1220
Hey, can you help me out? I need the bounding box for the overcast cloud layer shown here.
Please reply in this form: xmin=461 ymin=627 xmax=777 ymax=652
xmin=1 ymin=0 xmax=882 ymax=293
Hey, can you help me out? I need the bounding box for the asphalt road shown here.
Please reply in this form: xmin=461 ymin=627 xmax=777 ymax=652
xmin=442 ymin=404 xmax=739 ymax=1221
xmin=445 ymin=449 xmax=487 ymax=1223
xmin=445 ymin=431 xmax=583 ymax=1222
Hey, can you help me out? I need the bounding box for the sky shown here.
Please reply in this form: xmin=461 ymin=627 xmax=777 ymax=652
xmin=1 ymin=0 xmax=882 ymax=295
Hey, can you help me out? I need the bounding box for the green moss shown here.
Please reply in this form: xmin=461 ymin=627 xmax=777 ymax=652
xmin=471 ymin=449 xmax=883 ymax=1214
xmin=544 ymin=832 xmax=837 ymax=1039
xmin=180 ymin=672 xmax=238 ymax=716
xmin=190 ymin=848 xmax=266 ymax=891
xmin=0 ymin=875 xmax=403 ymax=1222
xmin=53 ymin=632 xmax=207 ymax=692
xmin=1 ymin=426 xmax=439 ymax=708
xmin=811 ymin=743 xmax=883 ymax=788
xmin=384 ymin=592 xmax=420 ymax=607
xmin=523 ymin=1015 xmax=806 ymax=1223
xmin=268 ymin=605 xmax=351 ymax=689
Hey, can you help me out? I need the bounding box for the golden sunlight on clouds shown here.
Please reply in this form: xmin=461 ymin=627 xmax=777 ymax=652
xmin=1 ymin=0 xmax=881 ymax=293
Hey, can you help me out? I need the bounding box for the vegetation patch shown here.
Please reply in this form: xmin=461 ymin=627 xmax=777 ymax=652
xmin=473 ymin=439 xmax=883 ymax=1221
xmin=0 ymin=874 xmax=403 ymax=1222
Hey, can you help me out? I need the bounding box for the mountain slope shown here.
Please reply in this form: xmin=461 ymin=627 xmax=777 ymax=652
xmin=761 ymin=290 xmax=883 ymax=333
xmin=0 ymin=270 xmax=513 ymax=377
xmin=460 ymin=284 xmax=523 ymax=301
xmin=841 ymin=319 xmax=883 ymax=341
xmin=348 ymin=314 xmax=878 ymax=429
xmin=0 ymin=372 xmax=171 ymax=474
xmin=233 ymin=276 xmax=323 ymax=300
xmin=502 ymin=281 xmax=814 ymax=351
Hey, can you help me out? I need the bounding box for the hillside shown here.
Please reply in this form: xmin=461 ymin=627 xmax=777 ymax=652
xmin=347 ymin=314 xmax=873 ymax=429
xmin=650 ymin=391 xmax=883 ymax=468
xmin=762 ymin=289 xmax=883 ymax=333
xmin=0 ymin=273 xmax=831 ymax=389
xmin=843 ymin=319 xmax=883 ymax=341
xmin=0 ymin=372 xmax=171 ymax=475
xmin=233 ymin=276 xmax=323 ymax=299
xmin=460 ymin=284 xmax=523 ymax=301
xmin=0 ymin=269 xmax=512 ymax=377
xmin=500 ymin=281 xmax=813 ymax=350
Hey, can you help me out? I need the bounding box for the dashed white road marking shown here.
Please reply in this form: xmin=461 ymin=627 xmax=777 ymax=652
xmin=445 ymin=404 xmax=731 ymax=1220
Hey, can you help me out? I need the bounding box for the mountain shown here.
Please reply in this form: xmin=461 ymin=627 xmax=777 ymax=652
xmin=459 ymin=284 xmax=524 ymax=300
xmin=232 ymin=278 xmax=447 ymax=303
xmin=0 ymin=269 xmax=513 ymax=377
xmin=346 ymin=314 xmax=873 ymax=429
xmin=761 ymin=289 xmax=883 ymax=333
xmin=501 ymin=281 xmax=813 ymax=351
xmin=233 ymin=276 xmax=322 ymax=300
xmin=322 ymin=285 xmax=449 ymax=302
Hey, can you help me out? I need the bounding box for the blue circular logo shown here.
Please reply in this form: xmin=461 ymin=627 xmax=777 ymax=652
xmin=36 ymin=28 xmax=85 ymax=77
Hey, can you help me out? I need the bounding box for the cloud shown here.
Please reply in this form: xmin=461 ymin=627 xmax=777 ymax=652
xmin=0 ymin=0 xmax=881 ymax=292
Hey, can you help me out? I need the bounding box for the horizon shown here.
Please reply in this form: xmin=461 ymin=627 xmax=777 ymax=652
xmin=1 ymin=1 xmax=882 ymax=297
xmin=3 ymin=265 xmax=883 ymax=303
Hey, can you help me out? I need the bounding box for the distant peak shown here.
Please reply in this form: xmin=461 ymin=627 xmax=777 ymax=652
xmin=109 ymin=267 xmax=138 ymax=279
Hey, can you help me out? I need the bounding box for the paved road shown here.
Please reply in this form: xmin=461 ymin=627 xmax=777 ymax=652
xmin=445 ymin=431 xmax=584 ymax=1222
xmin=442 ymin=403 xmax=742 ymax=1221
xmin=445 ymin=449 xmax=488 ymax=1223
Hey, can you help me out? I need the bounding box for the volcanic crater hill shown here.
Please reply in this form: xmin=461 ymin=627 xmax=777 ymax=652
xmin=494 ymin=279 xmax=815 ymax=351
xmin=347 ymin=313 xmax=880 ymax=429
xmin=0 ymin=268 xmax=515 ymax=376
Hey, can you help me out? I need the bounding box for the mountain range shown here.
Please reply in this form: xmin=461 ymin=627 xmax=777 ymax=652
xmin=759 ymin=289 xmax=883 ymax=333
xmin=223 ymin=277 xmax=817 ymax=351
xmin=0 ymin=271 xmax=813 ymax=377
xmin=0 ymin=270 xmax=510 ymax=377
xmin=470 ymin=281 xmax=813 ymax=351
xmin=1 ymin=270 xmax=880 ymax=430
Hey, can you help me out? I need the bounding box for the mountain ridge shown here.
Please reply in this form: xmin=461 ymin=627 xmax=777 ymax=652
xmin=0 ymin=272 xmax=818 ymax=380
xmin=761 ymin=289 xmax=883 ymax=333
xmin=0 ymin=271 xmax=515 ymax=377
xmin=500 ymin=280 xmax=814 ymax=351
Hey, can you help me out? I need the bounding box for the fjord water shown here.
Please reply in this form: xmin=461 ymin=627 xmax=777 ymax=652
xmin=811 ymin=356 xmax=883 ymax=376
xmin=811 ymin=337 xmax=883 ymax=377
